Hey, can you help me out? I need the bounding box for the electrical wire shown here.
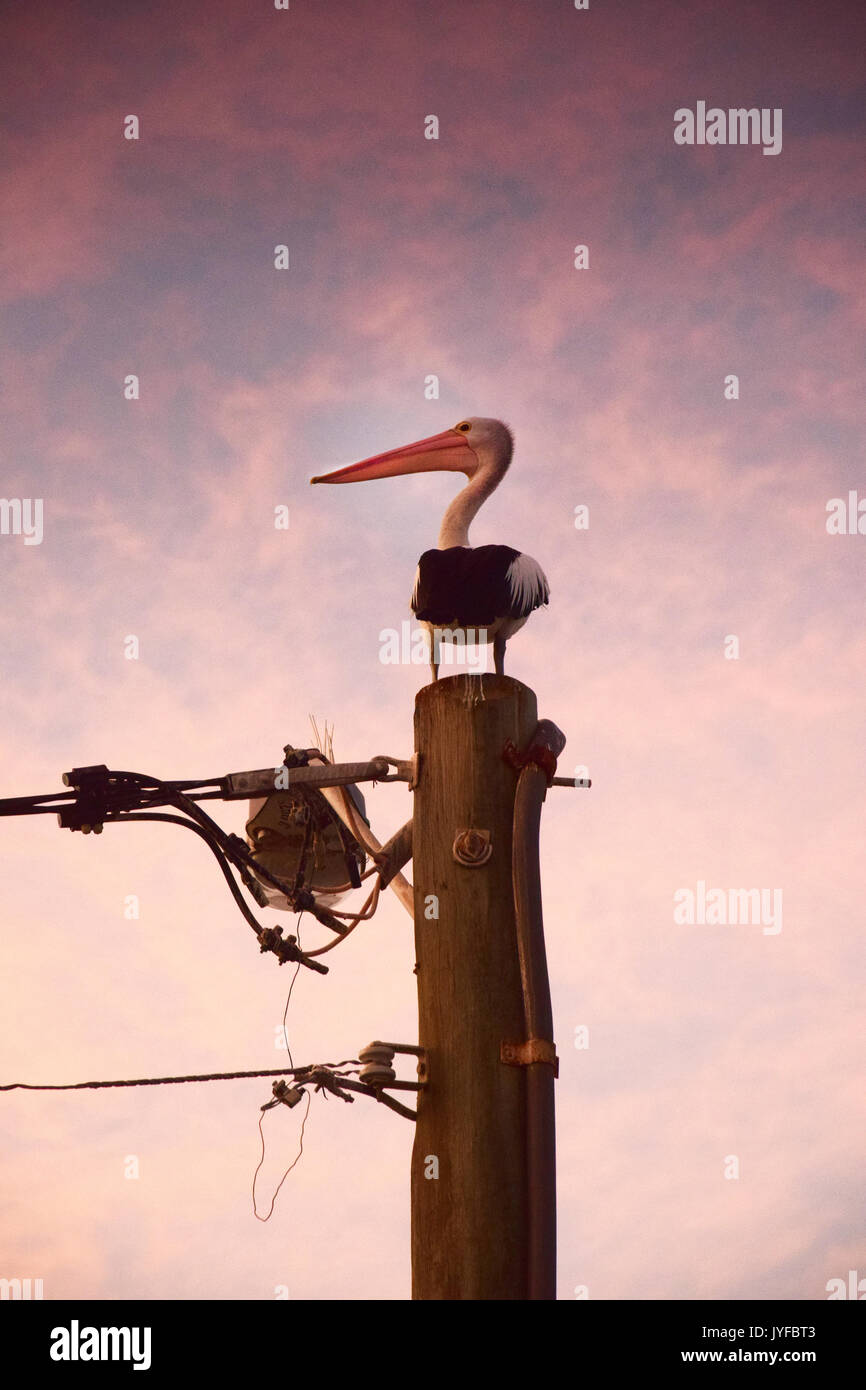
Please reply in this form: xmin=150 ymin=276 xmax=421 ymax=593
xmin=252 ymin=1090 xmax=312 ymax=1222
xmin=103 ymin=812 xmax=264 ymax=933
xmin=0 ymin=1063 xmax=361 ymax=1092
xmin=2 ymin=768 xmax=387 ymax=964
xmin=281 ymin=917 xmax=304 ymax=1066
xmin=302 ymin=878 xmax=382 ymax=957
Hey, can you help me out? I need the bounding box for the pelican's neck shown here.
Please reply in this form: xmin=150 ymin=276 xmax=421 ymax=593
xmin=437 ymin=468 xmax=500 ymax=549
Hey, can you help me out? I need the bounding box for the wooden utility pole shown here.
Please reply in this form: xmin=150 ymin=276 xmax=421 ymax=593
xmin=410 ymin=674 xmax=557 ymax=1300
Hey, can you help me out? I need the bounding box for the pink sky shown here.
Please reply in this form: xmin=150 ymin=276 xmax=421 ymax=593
xmin=1 ymin=0 xmax=864 ymax=1299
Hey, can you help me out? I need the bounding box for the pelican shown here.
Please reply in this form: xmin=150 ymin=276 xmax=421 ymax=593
xmin=311 ymin=417 xmax=549 ymax=679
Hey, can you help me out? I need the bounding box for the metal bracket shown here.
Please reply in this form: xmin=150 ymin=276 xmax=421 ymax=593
xmin=500 ymin=1039 xmax=559 ymax=1076
xmin=402 ymin=754 xmax=421 ymax=791
xmin=502 ymin=719 xmax=566 ymax=788
xmin=226 ymin=753 xmax=417 ymax=800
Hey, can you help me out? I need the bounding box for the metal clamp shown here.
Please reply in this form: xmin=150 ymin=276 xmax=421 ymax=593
xmin=500 ymin=1039 xmax=559 ymax=1076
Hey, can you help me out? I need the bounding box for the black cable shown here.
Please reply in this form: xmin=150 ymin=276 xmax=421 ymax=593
xmin=165 ymin=786 xmax=347 ymax=931
xmin=0 ymin=771 xmax=227 ymax=821
xmin=0 ymin=794 xmax=76 ymax=816
xmin=0 ymin=1062 xmax=362 ymax=1092
xmin=102 ymin=812 xmax=329 ymax=974
xmin=102 ymin=811 xmax=264 ymax=934
xmin=0 ymin=766 xmax=354 ymax=940
xmin=100 ymin=774 xmax=292 ymax=902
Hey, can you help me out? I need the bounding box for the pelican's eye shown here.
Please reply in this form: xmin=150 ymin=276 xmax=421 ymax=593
xmin=456 ymin=421 xmax=471 ymax=432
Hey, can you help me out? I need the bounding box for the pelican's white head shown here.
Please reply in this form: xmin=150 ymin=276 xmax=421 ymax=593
xmin=450 ymin=417 xmax=514 ymax=482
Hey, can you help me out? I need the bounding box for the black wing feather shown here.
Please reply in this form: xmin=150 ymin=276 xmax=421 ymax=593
xmin=412 ymin=545 xmax=544 ymax=625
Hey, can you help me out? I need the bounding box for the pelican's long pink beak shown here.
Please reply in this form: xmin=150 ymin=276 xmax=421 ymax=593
xmin=311 ymin=428 xmax=473 ymax=484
